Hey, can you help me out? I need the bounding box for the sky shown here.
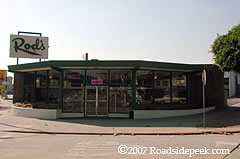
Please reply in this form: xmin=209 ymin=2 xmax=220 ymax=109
xmin=1 ymin=0 xmax=240 ymax=76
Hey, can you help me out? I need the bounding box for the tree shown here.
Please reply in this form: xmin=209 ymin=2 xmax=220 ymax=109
xmin=211 ymin=24 xmax=240 ymax=73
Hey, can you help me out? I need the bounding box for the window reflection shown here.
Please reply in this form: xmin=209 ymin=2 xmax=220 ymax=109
xmin=109 ymin=87 xmax=132 ymax=113
xmin=24 ymin=72 xmax=35 ymax=102
xmin=63 ymin=70 xmax=85 ymax=113
xmin=48 ymin=70 xmax=60 ymax=104
xmin=63 ymin=89 xmax=84 ymax=113
xmin=136 ymin=71 xmax=153 ymax=105
xmin=109 ymin=70 xmax=132 ymax=113
xmin=64 ymin=70 xmax=84 ymax=88
xmin=110 ymin=70 xmax=132 ymax=86
xmin=86 ymin=70 xmax=108 ymax=85
xmin=154 ymin=71 xmax=171 ymax=104
xmin=36 ymin=71 xmax=47 ymax=102
xmin=172 ymin=72 xmax=187 ymax=104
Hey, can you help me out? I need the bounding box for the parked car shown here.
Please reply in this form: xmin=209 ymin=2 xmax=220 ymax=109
xmin=155 ymin=95 xmax=186 ymax=104
xmin=136 ymin=94 xmax=142 ymax=104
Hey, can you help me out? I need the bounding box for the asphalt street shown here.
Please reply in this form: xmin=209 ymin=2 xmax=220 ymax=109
xmin=0 ymin=132 xmax=240 ymax=159
xmin=0 ymin=98 xmax=240 ymax=159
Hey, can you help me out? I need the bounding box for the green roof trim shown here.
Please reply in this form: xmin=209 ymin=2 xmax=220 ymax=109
xmin=8 ymin=60 xmax=205 ymax=72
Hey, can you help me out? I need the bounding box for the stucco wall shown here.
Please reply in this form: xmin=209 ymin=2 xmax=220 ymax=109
xmin=133 ymin=106 xmax=215 ymax=119
xmin=12 ymin=106 xmax=57 ymax=119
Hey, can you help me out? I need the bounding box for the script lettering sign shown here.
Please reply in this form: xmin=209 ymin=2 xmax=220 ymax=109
xmin=10 ymin=34 xmax=48 ymax=59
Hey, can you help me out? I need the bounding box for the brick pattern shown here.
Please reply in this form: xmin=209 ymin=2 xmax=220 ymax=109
xmin=205 ymin=65 xmax=225 ymax=108
xmin=187 ymin=65 xmax=225 ymax=108
xmin=13 ymin=73 xmax=24 ymax=103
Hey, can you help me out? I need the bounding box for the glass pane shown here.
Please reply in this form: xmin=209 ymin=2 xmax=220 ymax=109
xmin=64 ymin=70 xmax=84 ymax=88
xmin=86 ymin=101 xmax=96 ymax=115
xmin=172 ymin=72 xmax=187 ymax=104
xmin=154 ymin=71 xmax=171 ymax=104
xmin=63 ymin=89 xmax=84 ymax=113
xmin=36 ymin=71 xmax=47 ymax=88
xmin=109 ymin=87 xmax=131 ymax=113
xmin=87 ymin=70 xmax=108 ymax=85
xmin=136 ymin=71 xmax=153 ymax=87
xmin=48 ymin=70 xmax=60 ymax=104
xmin=98 ymin=87 xmax=107 ymax=100
xmin=136 ymin=71 xmax=153 ymax=105
xmin=49 ymin=70 xmax=60 ymax=88
xmin=35 ymin=71 xmax=47 ymax=102
xmin=87 ymin=88 xmax=96 ymax=100
xmin=110 ymin=70 xmax=132 ymax=86
xmin=98 ymin=102 xmax=108 ymax=115
xmin=48 ymin=88 xmax=59 ymax=104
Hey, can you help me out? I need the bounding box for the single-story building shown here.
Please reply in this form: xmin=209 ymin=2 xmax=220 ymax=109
xmin=8 ymin=60 xmax=225 ymax=119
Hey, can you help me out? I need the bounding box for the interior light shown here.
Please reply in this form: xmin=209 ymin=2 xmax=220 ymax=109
xmin=180 ymin=80 xmax=185 ymax=84
xmin=36 ymin=79 xmax=40 ymax=84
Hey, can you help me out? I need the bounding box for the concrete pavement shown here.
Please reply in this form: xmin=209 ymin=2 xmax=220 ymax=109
xmin=1 ymin=98 xmax=240 ymax=134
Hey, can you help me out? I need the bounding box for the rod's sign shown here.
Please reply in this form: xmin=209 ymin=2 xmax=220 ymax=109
xmin=10 ymin=34 xmax=48 ymax=59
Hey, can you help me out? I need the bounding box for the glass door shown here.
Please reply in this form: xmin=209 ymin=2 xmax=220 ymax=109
xmin=85 ymin=86 xmax=108 ymax=117
xmin=85 ymin=87 xmax=96 ymax=116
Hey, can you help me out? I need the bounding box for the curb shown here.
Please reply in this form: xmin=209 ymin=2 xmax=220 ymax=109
xmin=4 ymin=130 xmax=240 ymax=136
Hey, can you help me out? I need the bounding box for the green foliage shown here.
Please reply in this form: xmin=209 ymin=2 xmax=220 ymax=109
xmin=211 ymin=24 xmax=240 ymax=73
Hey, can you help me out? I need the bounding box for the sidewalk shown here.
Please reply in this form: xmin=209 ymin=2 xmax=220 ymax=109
xmin=1 ymin=98 xmax=240 ymax=135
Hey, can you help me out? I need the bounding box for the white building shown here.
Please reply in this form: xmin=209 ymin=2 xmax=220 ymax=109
xmin=224 ymin=72 xmax=240 ymax=97
xmin=3 ymin=76 xmax=13 ymax=94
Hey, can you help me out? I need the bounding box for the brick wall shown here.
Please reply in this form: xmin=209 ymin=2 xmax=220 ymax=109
xmin=205 ymin=65 xmax=225 ymax=108
xmin=188 ymin=65 xmax=225 ymax=108
xmin=13 ymin=73 xmax=24 ymax=103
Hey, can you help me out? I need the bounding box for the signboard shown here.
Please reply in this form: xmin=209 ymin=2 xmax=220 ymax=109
xmin=10 ymin=34 xmax=48 ymax=59
xmin=202 ymin=70 xmax=207 ymax=86
xmin=202 ymin=69 xmax=207 ymax=128
xmin=113 ymin=74 xmax=128 ymax=80
xmin=0 ymin=85 xmax=5 ymax=97
xmin=66 ymin=73 xmax=81 ymax=80
xmin=0 ymin=70 xmax=7 ymax=82
xmin=2 ymin=81 xmax=10 ymax=85
xmin=91 ymin=79 xmax=103 ymax=85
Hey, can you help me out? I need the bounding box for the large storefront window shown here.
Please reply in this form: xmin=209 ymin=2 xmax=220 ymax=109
xmin=154 ymin=71 xmax=171 ymax=104
xmin=63 ymin=70 xmax=85 ymax=113
xmin=172 ymin=72 xmax=187 ymax=104
xmin=48 ymin=70 xmax=60 ymax=104
xmin=87 ymin=70 xmax=108 ymax=85
xmin=109 ymin=70 xmax=132 ymax=113
xmin=36 ymin=71 xmax=47 ymax=102
xmin=136 ymin=70 xmax=153 ymax=105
